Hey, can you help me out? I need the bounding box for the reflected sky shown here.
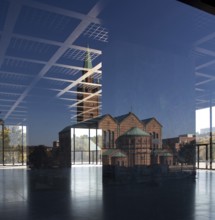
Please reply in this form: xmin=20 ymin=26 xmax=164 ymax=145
xmin=0 ymin=0 xmax=215 ymax=145
xmin=1 ymin=0 xmax=215 ymax=145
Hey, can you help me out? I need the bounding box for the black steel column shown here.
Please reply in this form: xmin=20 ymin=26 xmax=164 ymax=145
xmin=210 ymin=104 xmax=213 ymax=169
xmin=21 ymin=125 xmax=24 ymax=165
xmin=96 ymin=129 xmax=98 ymax=164
xmin=206 ymin=144 xmax=208 ymax=169
xmin=2 ymin=123 xmax=4 ymax=166
xmin=89 ymin=129 xmax=90 ymax=164
xmin=197 ymin=145 xmax=199 ymax=169
xmin=73 ymin=128 xmax=75 ymax=165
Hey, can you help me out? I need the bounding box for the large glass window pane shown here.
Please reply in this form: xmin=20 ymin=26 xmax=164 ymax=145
xmin=97 ymin=129 xmax=102 ymax=164
xmin=90 ymin=129 xmax=97 ymax=164
xmin=22 ymin=126 xmax=27 ymax=165
xmin=213 ymin=143 xmax=215 ymax=169
xmin=1 ymin=125 xmax=27 ymax=165
xmin=212 ymin=107 xmax=215 ymax=169
xmin=71 ymin=128 xmax=74 ymax=164
xmin=196 ymin=108 xmax=210 ymax=144
xmin=196 ymin=108 xmax=210 ymax=169
xmin=198 ymin=145 xmax=206 ymax=169
xmin=90 ymin=129 xmax=102 ymax=164
xmin=74 ymin=128 xmax=89 ymax=164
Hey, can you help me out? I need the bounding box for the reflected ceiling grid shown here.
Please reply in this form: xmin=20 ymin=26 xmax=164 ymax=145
xmin=179 ymin=0 xmax=215 ymax=109
xmin=68 ymin=89 xmax=102 ymax=108
xmin=0 ymin=0 xmax=107 ymax=124
xmin=194 ymin=32 xmax=215 ymax=109
xmin=71 ymin=105 xmax=102 ymax=120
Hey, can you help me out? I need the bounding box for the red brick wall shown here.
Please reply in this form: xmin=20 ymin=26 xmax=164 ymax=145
xmin=116 ymin=136 xmax=151 ymax=166
xmin=144 ymin=119 xmax=162 ymax=148
xmin=119 ymin=114 xmax=144 ymax=136
xmin=99 ymin=115 xmax=117 ymax=131
xmin=99 ymin=115 xmax=118 ymax=148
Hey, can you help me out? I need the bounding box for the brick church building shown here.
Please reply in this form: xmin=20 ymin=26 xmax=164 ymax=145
xmin=59 ymin=112 xmax=173 ymax=167
xmin=76 ymin=47 xmax=100 ymax=122
xmin=59 ymin=49 xmax=172 ymax=167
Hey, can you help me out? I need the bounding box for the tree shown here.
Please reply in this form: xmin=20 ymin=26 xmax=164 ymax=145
xmin=0 ymin=127 xmax=11 ymax=164
xmin=178 ymin=140 xmax=196 ymax=165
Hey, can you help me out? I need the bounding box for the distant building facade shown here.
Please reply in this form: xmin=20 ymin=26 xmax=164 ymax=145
xmin=53 ymin=140 xmax=59 ymax=148
xmin=162 ymin=134 xmax=195 ymax=165
xmin=163 ymin=134 xmax=195 ymax=152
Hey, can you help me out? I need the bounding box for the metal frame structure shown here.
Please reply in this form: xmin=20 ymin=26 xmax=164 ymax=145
xmin=193 ymin=24 xmax=215 ymax=170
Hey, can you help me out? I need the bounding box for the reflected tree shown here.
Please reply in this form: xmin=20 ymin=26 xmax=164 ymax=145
xmin=178 ymin=140 xmax=196 ymax=165
xmin=0 ymin=127 xmax=10 ymax=164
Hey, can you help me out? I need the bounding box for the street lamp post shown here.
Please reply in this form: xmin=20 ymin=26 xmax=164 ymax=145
xmin=0 ymin=119 xmax=5 ymax=166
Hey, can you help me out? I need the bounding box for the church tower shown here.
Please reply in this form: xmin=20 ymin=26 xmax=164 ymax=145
xmin=76 ymin=48 xmax=99 ymax=122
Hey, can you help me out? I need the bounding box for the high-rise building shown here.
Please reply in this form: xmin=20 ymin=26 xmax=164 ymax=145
xmin=76 ymin=48 xmax=100 ymax=122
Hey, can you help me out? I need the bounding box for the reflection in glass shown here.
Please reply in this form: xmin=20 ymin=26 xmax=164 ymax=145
xmin=196 ymin=108 xmax=210 ymax=145
xmin=74 ymin=128 xmax=89 ymax=164
xmin=0 ymin=125 xmax=27 ymax=165
xmin=71 ymin=128 xmax=102 ymax=164
xmin=196 ymin=106 xmax=215 ymax=169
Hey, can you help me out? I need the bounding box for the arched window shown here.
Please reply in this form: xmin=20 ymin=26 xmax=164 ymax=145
xmin=103 ymin=131 xmax=106 ymax=148
xmin=111 ymin=131 xmax=115 ymax=148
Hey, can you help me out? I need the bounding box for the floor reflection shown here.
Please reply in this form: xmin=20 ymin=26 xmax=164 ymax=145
xmin=0 ymin=167 xmax=215 ymax=220
xmin=0 ymin=168 xmax=28 ymax=219
xmin=195 ymin=171 xmax=215 ymax=220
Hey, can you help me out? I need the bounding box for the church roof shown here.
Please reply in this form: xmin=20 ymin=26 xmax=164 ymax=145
xmin=59 ymin=114 xmax=110 ymax=132
xmin=114 ymin=112 xmax=130 ymax=123
xmin=111 ymin=151 xmax=127 ymax=158
xmin=121 ymin=127 xmax=150 ymax=137
xmin=102 ymin=149 xmax=116 ymax=156
xmin=72 ymin=114 xmax=107 ymax=128
xmin=114 ymin=112 xmax=141 ymax=124
xmin=141 ymin=117 xmax=162 ymax=127
xmin=141 ymin=118 xmax=154 ymax=124
xmin=102 ymin=149 xmax=126 ymax=157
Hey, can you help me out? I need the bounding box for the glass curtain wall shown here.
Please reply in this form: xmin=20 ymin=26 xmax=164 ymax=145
xmin=196 ymin=107 xmax=215 ymax=169
xmin=71 ymin=128 xmax=102 ymax=165
xmin=213 ymin=106 xmax=215 ymax=169
xmin=0 ymin=125 xmax=27 ymax=166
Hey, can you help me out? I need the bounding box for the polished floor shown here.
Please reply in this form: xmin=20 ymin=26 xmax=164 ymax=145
xmin=0 ymin=166 xmax=214 ymax=220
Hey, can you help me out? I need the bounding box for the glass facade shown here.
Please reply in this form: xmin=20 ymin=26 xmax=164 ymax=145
xmin=196 ymin=107 xmax=215 ymax=169
xmin=71 ymin=128 xmax=102 ymax=165
xmin=0 ymin=125 xmax=27 ymax=166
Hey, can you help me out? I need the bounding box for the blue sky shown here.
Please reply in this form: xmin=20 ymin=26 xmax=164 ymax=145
xmin=2 ymin=0 xmax=215 ymax=146
xmin=29 ymin=0 xmax=204 ymax=145
xmin=101 ymin=0 xmax=199 ymax=137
